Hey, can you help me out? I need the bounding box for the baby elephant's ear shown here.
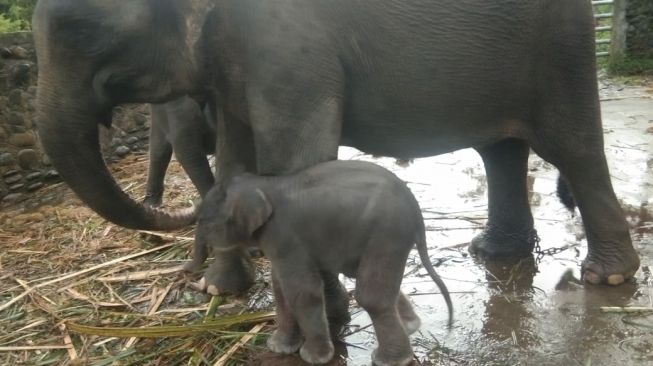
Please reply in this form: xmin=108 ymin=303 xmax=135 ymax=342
xmin=226 ymin=189 xmax=273 ymax=243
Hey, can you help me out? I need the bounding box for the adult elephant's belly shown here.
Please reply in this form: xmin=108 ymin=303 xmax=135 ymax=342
xmin=340 ymin=83 xmax=531 ymax=159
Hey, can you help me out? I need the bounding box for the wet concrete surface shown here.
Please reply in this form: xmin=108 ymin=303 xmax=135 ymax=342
xmin=330 ymin=84 xmax=653 ymax=365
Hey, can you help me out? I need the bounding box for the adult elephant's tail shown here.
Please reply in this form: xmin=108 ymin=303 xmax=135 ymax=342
xmin=557 ymin=174 xmax=576 ymax=212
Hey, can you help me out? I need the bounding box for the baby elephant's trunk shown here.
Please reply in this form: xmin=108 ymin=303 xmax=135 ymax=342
xmin=415 ymin=221 xmax=454 ymax=327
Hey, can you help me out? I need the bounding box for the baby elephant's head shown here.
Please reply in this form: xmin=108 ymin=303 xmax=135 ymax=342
xmin=195 ymin=183 xmax=274 ymax=294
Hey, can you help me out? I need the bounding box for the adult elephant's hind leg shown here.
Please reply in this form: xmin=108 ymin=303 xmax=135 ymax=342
xmin=470 ymin=138 xmax=536 ymax=258
xmin=533 ymin=141 xmax=639 ymax=285
xmin=530 ymin=67 xmax=639 ymax=285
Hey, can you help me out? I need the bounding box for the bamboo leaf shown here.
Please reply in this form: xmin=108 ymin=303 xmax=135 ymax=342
xmin=66 ymin=311 xmax=275 ymax=338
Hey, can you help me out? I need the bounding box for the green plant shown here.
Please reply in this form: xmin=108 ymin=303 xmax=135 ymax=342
xmin=608 ymin=55 xmax=653 ymax=76
xmin=0 ymin=0 xmax=36 ymax=32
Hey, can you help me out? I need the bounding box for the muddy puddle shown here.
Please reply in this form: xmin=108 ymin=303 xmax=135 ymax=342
xmin=331 ymin=88 xmax=653 ymax=365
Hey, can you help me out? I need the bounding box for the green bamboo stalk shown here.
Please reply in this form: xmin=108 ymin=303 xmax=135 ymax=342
xmin=67 ymin=311 xmax=275 ymax=338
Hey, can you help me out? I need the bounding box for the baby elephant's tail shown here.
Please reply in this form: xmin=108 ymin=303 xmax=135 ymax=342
xmin=415 ymin=220 xmax=454 ymax=328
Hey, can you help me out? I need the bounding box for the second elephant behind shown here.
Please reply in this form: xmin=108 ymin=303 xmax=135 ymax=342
xmin=143 ymin=95 xmax=216 ymax=206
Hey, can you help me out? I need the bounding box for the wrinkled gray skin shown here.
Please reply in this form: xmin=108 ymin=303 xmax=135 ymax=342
xmin=143 ymin=95 xmax=216 ymax=206
xmin=194 ymin=160 xmax=453 ymax=366
xmin=33 ymin=0 xmax=639 ymax=285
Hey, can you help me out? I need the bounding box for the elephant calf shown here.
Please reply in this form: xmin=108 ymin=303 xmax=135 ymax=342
xmin=143 ymin=95 xmax=216 ymax=206
xmin=193 ymin=160 xmax=453 ymax=365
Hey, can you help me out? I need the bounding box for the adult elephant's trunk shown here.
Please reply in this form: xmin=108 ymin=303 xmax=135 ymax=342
xmin=36 ymin=91 xmax=196 ymax=231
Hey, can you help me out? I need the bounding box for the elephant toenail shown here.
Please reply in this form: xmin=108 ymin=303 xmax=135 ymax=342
xmin=583 ymin=271 xmax=601 ymax=285
xmin=198 ymin=277 xmax=207 ymax=290
xmin=207 ymin=284 xmax=220 ymax=295
xmin=607 ymin=274 xmax=625 ymax=285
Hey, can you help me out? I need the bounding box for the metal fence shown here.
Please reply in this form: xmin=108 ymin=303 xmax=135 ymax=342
xmin=592 ymin=0 xmax=614 ymax=57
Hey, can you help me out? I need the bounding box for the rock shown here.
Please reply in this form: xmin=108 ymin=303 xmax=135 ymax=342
xmin=115 ymin=145 xmax=130 ymax=157
xmin=7 ymin=111 xmax=25 ymax=126
xmin=10 ymin=63 xmax=32 ymax=86
xmin=26 ymin=172 xmax=42 ymax=180
xmin=0 ymin=47 xmax=12 ymax=58
xmin=3 ymin=170 xmax=19 ymax=178
xmin=27 ymin=86 xmax=37 ymax=95
xmin=42 ymin=154 xmax=51 ymax=166
xmin=126 ymin=136 xmax=139 ymax=145
xmin=8 ymin=46 xmax=28 ymax=59
xmin=9 ymin=124 xmax=26 ymax=133
xmin=134 ymin=113 xmax=148 ymax=126
xmin=646 ymin=126 xmax=653 ymax=134
xmin=9 ymin=132 xmax=36 ymax=147
xmin=2 ymin=193 xmax=25 ymax=204
xmin=44 ymin=170 xmax=59 ymax=180
xmin=0 ymin=153 xmax=14 ymax=166
xmin=0 ymin=126 xmax=6 ymax=140
xmin=17 ymin=149 xmax=39 ymax=170
xmin=110 ymin=138 xmax=122 ymax=147
xmin=9 ymin=183 xmax=24 ymax=191
xmin=7 ymin=89 xmax=23 ymax=107
xmin=4 ymin=173 xmax=22 ymax=184
xmin=27 ymin=182 xmax=44 ymax=192
xmin=26 ymin=99 xmax=36 ymax=112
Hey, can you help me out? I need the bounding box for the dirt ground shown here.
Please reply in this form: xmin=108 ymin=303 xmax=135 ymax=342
xmin=0 ymin=77 xmax=652 ymax=366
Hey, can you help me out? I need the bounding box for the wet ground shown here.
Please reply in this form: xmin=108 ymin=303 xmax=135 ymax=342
xmin=325 ymin=81 xmax=653 ymax=365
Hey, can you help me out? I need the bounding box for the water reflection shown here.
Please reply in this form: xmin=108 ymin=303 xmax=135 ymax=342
xmin=478 ymin=256 xmax=540 ymax=349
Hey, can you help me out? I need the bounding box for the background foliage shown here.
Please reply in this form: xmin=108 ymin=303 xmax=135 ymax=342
xmin=0 ymin=0 xmax=37 ymax=32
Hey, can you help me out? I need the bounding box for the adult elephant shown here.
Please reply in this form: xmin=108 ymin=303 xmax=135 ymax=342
xmin=33 ymin=0 xmax=639 ymax=286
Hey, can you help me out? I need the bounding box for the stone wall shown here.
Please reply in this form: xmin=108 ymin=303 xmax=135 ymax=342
xmin=0 ymin=32 xmax=151 ymax=206
xmin=626 ymin=0 xmax=653 ymax=56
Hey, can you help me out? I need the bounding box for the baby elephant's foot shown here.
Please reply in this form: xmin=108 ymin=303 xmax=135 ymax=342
xmin=300 ymin=339 xmax=334 ymax=365
xmin=267 ymin=329 xmax=302 ymax=354
xmin=401 ymin=314 xmax=421 ymax=335
xmin=371 ymin=348 xmax=413 ymax=366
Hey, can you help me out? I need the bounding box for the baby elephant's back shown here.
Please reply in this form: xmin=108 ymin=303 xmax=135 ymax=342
xmin=291 ymin=160 xmax=423 ymax=240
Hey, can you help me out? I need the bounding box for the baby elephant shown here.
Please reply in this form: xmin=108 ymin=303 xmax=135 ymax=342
xmin=194 ymin=160 xmax=453 ymax=366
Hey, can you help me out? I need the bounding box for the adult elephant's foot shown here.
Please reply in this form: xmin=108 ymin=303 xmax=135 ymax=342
xmin=142 ymin=192 xmax=163 ymax=207
xmin=469 ymin=225 xmax=538 ymax=258
xmin=582 ymin=244 xmax=640 ymax=285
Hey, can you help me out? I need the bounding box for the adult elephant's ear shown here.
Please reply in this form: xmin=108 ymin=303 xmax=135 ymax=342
xmin=226 ymin=189 xmax=273 ymax=244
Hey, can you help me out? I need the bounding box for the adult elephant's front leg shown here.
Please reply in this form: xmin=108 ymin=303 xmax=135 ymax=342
xmin=195 ymin=109 xmax=258 ymax=290
xmin=470 ymin=138 xmax=536 ymax=257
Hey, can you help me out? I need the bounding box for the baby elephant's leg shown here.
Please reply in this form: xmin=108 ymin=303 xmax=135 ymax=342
xmin=267 ymin=270 xmax=302 ymax=354
xmin=321 ymin=271 xmax=351 ymax=339
xmin=397 ymin=292 xmax=421 ymax=335
xmin=276 ymin=266 xmax=334 ymax=364
xmin=356 ymin=253 xmax=413 ymax=366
